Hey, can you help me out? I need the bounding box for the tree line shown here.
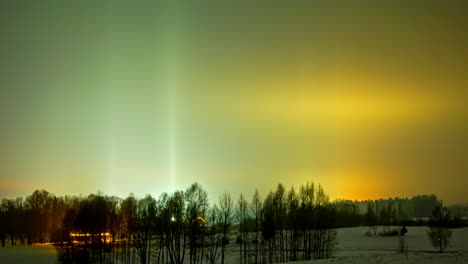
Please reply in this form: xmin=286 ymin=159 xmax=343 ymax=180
xmin=333 ymin=194 xmax=467 ymax=229
xmin=0 ymin=181 xmax=337 ymax=264
xmin=1 ymin=184 xmax=465 ymax=263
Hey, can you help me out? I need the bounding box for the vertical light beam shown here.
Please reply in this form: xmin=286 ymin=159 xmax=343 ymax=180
xmin=164 ymin=2 xmax=182 ymax=192
xmin=167 ymin=86 xmax=177 ymax=191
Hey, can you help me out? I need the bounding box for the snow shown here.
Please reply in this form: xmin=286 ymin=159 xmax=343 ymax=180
xmin=0 ymin=244 xmax=57 ymax=264
xmin=0 ymin=227 xmax=467 ymax=263
xmin=298 ymin=226 xmax=468 ymax=264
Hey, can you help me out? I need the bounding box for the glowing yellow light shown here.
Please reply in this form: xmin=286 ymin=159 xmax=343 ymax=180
xmin=192 ymin=216 xmax=205 ymax=223
xmin=70 ymin=232 xmax=110 ymax=237
xmin=69 ymin=232 xmax=111 ymax=244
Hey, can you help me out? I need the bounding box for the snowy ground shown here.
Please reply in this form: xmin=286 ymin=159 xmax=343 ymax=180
xmin=314 ymin=226 xmax=468 ymax=264
xmin=294 ymin=253 xmax=468 ymax=264
xmin=0 ymin=243 xmax=57 ymax=264
xmin=0 ymin=227 xmax=467 ymax=263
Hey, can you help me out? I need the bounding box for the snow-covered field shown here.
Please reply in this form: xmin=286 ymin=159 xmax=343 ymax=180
xmin=337 ymin=226 xmax=468 ymax=253
xmin=0 ymin=243 xmax=57 ymax=264
xmin=0 ymin=227 xmax=467 ymax=263
xmin=320 ymin=226 xmax=468 ymax=264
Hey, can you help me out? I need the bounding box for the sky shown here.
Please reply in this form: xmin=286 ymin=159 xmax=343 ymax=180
xmin=1 ymin=1 xmax=467 ymax=204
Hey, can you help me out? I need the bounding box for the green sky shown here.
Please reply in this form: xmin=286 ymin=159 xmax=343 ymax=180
xmin=1 ymin=1 xmax=467 ymax=204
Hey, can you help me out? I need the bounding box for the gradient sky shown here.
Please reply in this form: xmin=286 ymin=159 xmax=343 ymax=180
xmin=1 ymin=1 xmax=467 ymax=204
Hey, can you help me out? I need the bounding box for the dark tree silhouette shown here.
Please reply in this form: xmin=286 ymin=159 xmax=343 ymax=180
xmin=4 ymin=182 xmax=453 ymax=263
xmin=251 ymin=189 xmax=262 ymax=263
xmin=286 ymin=187 xmax=300 ymax=261
xmin=25 ymin=190 xmax=53 ymax=243
xmin=365 ymin=202 xmax=377 ymax=235
xmin=273 ymin=184 xmax=286 ymax=262
xmin=428 ymin=200 xmax=452 ymax=253
xmin=0 ymin=200 xmax=7 ymax=247
xmin=162 ymin=190 xmax=188 ymax=264
xmin=120 ymin=195 xmax=138 ymax=264
xmin=134 ymin=195 xmax=156 ymax=264
xmin=185 ymin=182 xmax=208 ymax=264
xmin=219 ymin=191 xmax=233 ymax=264
xmin=206 ymin=204 xmax=221 ymax=264
xmin=236 ymin=193 xmax=248 ymax=264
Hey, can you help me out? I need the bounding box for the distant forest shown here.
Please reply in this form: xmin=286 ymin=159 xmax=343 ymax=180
xmin=0 ymin=182 xmax=467 ymax=264
xmin=334 ymin=195 xmax=468 ymax=228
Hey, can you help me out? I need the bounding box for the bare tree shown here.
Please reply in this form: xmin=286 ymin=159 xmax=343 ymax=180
xmin=219 ymin=192 xmax=233 ymax=264
xmin=273 ymin=184 xmax=286 ymax=262
xmin=299 ymin=182 xmax=314 ymax=260
xmin=0 ymin=200 xmax=7 ymax=247
xmin=134 ymin=195 xmax=157 ymax=264
xmin=261 ymin=191 xmax=275 ymax=263
xmin=313 ymin=185 xmax=336 ymax=259
xmin=25 ymin=190 xmax=52 ymax=243
xmin=365 ymin=202 xmax=377 ymax=236
xmin=286 ymin=187 xmax=299 ymax=261
xmin=206 ymin=204 xmax=221 ymax=264
xmin=236 ymin=194 xmax=248 ymax=264
xmin=120 ymin=195 xmax=138 ymax=264
xmin=251 ymin=189 xmax=262 ymax=264
xmin=106 ymin=196 xmax=121 ymax=264
xmin=185 ymin=183 xmax=209 ymax=264
xmin=156 ymin=193 xmax=170 ymax=264
xmin=428 ymin=200 xmax=452 ymax=253
xmin=162 ymin=190 xmax=188 ymax=264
